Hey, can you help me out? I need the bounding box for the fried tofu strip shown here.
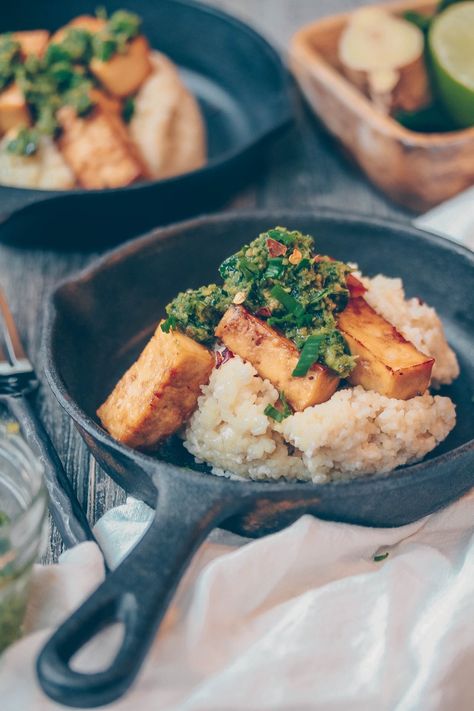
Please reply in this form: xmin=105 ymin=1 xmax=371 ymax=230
xmin=216 ymin=306 xmax=340 ymax=411
xmin=337 ymin=297 xmax=434 ymax=399
xmin=57 ymin=103 xmax=144 ymax=188
xmin=97 ymin=323 xmax=214 ymax=450
xmin=0 ymin=84 xmax=30 ymax=135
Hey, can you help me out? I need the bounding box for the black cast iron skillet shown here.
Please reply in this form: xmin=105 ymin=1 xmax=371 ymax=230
xmin=38 ymin=211 xmax=474 ymax=706
xmin=0 ymin=0 xmax=291 ymax=248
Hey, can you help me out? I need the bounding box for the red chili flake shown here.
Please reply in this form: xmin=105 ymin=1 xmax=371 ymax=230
xmin=347 ymin=273 xmax=367 ymax=297
xmin=266 ymin=238 xmax=287 ymax=257
xmin=215 ymin=347 xmax=234 ymax=369
xmin=255 ymin=306 xmax=272 ymax=318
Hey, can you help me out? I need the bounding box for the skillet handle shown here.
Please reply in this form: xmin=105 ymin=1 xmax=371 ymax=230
xmin=36 ymin=472 xmax=242 ymax=708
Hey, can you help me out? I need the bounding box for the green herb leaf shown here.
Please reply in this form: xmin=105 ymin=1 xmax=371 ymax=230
xmin=270 ymin=284 xmax=305 ymax=317
xmin=264 ymin=258 xmax=285 ymax=279
xmin=62 ymin=79 xmax=94 ymax=116
xmin=295 ymin=258 xmax=310 ymax=273
xmin=373 ymin=552 xmax=389 ymax=562
xmin=46 ymin=28 xmax=93 ymax=65
xmin=310 ymin=287 xmax=331 ymax=305
xmin=0 ymin=34 xmax=21 ymax=92
xmin=264 ymin=391 xmax=292 ymax=422
xmin=108 ymin=10 xmax=142 ymax=40
xmin=6 ymin=127 xmax=40 ymax=156
xmin=161 ymin=316 xmax=177 ymax=333
xmin=92 ymin=35 xmax=118 ymax=62
xmin=239 ymin=256 xmax=259 ymax=280
xmin=292 ymin=335 xmax=324 ymax=377
xmin=266 ymin=228 xmax=295 ymax=246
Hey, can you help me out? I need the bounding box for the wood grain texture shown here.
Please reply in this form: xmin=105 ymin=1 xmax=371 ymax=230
xmin=0 ymin=0 xmax=408 ymax=563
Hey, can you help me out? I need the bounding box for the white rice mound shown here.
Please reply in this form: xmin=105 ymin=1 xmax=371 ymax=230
xmin=184 ymin=357 xmax=456 ymax=483
xmin=184 ymin=274 xmax=458 ymax=483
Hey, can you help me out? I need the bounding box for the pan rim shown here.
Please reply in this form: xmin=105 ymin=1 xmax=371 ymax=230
xmin=43 ymin=209 xmax=474 ymax=499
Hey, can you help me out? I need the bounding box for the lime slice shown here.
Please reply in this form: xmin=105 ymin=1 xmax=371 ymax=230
xmin=429 ymin=2 xmax=474 ymax=128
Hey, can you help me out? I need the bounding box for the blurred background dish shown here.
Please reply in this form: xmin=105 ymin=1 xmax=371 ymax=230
xmin=290 ymin=0 xmax=474 ymax=212
xmin=0 ymin=0 xmax=292 ymax=247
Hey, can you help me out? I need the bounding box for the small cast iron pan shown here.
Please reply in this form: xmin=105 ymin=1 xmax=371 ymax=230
xmin=38 ymin=212 xmax=474 ymax=707
xmin=0 ymin=0 xmax=291 ymax=248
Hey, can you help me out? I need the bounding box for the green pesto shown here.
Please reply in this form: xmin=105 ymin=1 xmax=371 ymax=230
xmin=0 ymin=511 xmax=30 ymax=654
xmin=0 ymin=35 xmax=21 ymax=92
xmin=0 ymin=9 xmax=142 ymax=156
xmin=162 ymin=227 xmax=357 ymax=377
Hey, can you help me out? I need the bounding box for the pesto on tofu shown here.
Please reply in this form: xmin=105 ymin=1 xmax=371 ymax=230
xmin=162 ymin=227 xmax=357 ymax=377
xmin=0 ymin=8 xmax=143 ymax=155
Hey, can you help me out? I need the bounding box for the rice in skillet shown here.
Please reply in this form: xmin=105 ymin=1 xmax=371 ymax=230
xmin=183 ymin=274 xmax=458 ymax=483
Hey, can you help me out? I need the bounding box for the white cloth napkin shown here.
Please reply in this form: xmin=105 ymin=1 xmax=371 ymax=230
xmin=0 ymin=191 xmax=473 ymax=710
xmin=0 ymin=492 xmax=473 ymax=711
xmin=414 ymin=185 xmax=474 ymax=250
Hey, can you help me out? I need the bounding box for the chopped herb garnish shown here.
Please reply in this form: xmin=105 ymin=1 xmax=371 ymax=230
xmin=161 ymin=316 xmax=177 ymax=333
xmin=373 ymin=552 xmax=389 ymax=562
xmin=6 ymin=127 xmax=40 ymax=156
xmin=264 ymin=390 xmax=292 ymax=422
xmin=292 ymin=335 xmax=324 ymax=377
xmin=270 ymin=284 xmax=305 ymax=317
xmin=295 ymin=258 xmax=310 ymax=273
xmin=238 ymin=257 xmax=259 ymax=280
xmin=264 ymin=258 xmax=285 ymax=279
xmin=163 ymin=227 xmax=357 ymax=377
xmin=0 ymin=34 xmax=21 ymax=92
xmin=92 ymin=9 xmax=142 ymax=61
xmin=310 ymin=287 xmax=331 ymax=304
xmin=266 ymin=228 xmax=295 ymax=246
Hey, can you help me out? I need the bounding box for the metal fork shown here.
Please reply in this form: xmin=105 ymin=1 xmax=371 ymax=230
xmin=0 ymin=286 xmax=95 ymax=550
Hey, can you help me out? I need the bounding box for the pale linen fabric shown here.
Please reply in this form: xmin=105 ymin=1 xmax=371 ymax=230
xmin=0 ymin=491 xmax=473 ymax=711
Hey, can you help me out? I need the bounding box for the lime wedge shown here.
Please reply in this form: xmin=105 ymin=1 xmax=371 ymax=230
xmin=429 ymin=2 xmax=474 ymax=128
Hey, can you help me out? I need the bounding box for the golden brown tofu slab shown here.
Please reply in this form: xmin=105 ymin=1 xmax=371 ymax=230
xmin=90 ymin=35 xmax=152 ymax=98
xmin=215 ymin=306 xmax=340 ymax=411
xmin=57 ymin=104 xmax=144 ymax=189
xmin=13 ymin=30 xmax=49 ymax=58
xmin=337 ymin=297 xmax=434 ymax=399
xmin=97 ymin=323 xmax=214 ymax=450
xmin=0 ymin=83 xmax=30 ymax=135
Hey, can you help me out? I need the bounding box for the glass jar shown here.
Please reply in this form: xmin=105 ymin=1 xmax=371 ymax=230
xmin=0 ymin=423 xmax=47 ymax=654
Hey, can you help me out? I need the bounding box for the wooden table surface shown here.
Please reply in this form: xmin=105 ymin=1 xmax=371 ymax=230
xmin=0 ymin=0 xmax=411 ymax=562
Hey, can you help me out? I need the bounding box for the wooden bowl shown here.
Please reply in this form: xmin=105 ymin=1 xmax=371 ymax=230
xmin=290 ymin=0 xmax=474 ymax=212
